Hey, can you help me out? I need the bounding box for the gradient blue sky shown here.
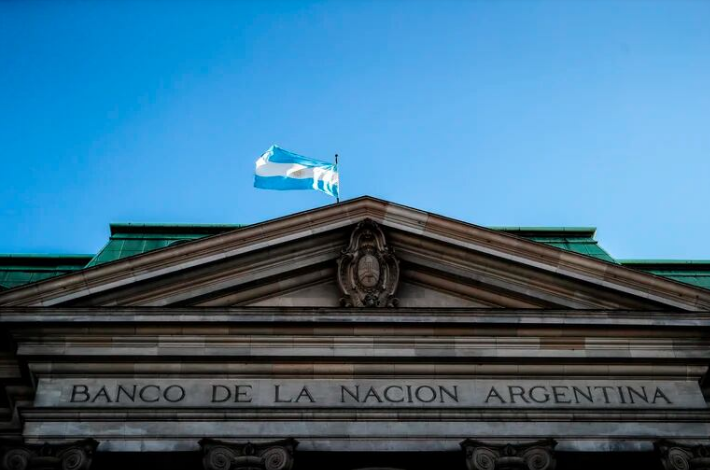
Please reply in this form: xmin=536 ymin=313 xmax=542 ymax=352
xmin=1 ymin=0 xmax=709 ymax=259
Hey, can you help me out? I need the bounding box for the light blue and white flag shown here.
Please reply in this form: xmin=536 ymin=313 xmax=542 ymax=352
xmin=254 ymin=145 xmax=339 ymax=198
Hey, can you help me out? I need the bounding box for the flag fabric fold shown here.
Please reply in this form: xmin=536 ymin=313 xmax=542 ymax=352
xmin=254 ymin=145 xmax=339 ymax=198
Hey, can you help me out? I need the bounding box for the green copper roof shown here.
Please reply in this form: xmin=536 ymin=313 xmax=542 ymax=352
xmin=491 ymin=227 xmax=616 ymax=263
xmin=1 ymin=222 xmax=708 ymax=292
xmin=86 ymin=223 xmax=244 ymax=267
xmin=619 ymin=260 xmax=710 ymax=290
xmin=0 ymin=254 xmax=92 ymax=290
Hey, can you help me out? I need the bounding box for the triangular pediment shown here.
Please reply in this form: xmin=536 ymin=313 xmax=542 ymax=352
xmin=1 ymin=197 xmax=708 ymax=310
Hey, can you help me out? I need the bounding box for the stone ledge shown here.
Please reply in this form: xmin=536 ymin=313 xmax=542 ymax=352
xmin=3 ymin=307 xmax=710 ymax=327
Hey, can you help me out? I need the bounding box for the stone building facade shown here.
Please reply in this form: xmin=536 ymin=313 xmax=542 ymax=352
xmin=1 ymin=196 xmax=710 ymax=470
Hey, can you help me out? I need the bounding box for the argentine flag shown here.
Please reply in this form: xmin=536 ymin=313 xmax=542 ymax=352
xmin=254 ymin=145 xmax=339 ymax=198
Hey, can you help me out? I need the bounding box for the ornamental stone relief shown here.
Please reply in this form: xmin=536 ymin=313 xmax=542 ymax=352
xmin=200 ymin=438 xmax=297 ymax=470
xmin=656 ymin=440 xmax=710 ymax=470
xmin=337 ymin=220 xmax=400 ymax=308
xmin=0 ymin=439 xmax=98 ymax=470
xmin=461 ymin=439 xmax=557 ymax=470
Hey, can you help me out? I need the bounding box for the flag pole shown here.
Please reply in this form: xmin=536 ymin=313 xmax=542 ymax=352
xmin=335 ymin=153 xmax=340 ymax=203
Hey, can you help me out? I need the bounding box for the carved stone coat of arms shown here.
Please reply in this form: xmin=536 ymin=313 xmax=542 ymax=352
xmin=337 ymin=219 xmax=400 ymax=308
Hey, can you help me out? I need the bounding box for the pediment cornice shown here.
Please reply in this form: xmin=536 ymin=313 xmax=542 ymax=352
xmin=1 ymin=196 xmax=708 ymax=310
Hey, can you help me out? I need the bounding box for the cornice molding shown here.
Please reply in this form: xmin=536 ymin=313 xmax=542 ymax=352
xmin=2 ymin=307 xmax=710 ymax=327
xmin=24 ymin=361 xmax=707 ymax=379
xmin=21 ymin=409 xmax=710 ymax=423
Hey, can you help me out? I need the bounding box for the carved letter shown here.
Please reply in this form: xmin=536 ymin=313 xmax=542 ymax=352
xmin=295 ymin=387 xmax=315 ymax=403
xmin=212 ymin=385 xmax=231 ymax=403
xmin=116 ymin=384 xmax=137 ymax=403
xmin=439 ymin=385 xmax=459 ymax=403
xmin=508 ymin=386 xmax=530 ymax=404
xmin=363 ymin=387 xmax=383 ymax=403
xmin=70 ymin=385 xmax=90 ymax=403
xmin=627 ymin=386 xmax=649 ymax=404
xmin=235 ymin=385 xmax=253 ymax=403
xmin=341 ymin=385 xmax=360 ymax=403
xmin=139 ymin=385 xmax=161 ymax=403
xmin=552 ymin=386 xmax=571 ymax=404
xmin=383 ymin=385 xmax=405 ymax=403
xmin=485 ymin=387 xmax=506 ymax=404
xmin=91 ymin=386 xmax=112 ymax=403
xmin=529 ymin=386 xmax=550 ymax=404
xmin=274 ymin=385 xmax=292 ymax=403
xmin=415 ymin=386 xmax=437 ymax=403
xmin=652 ymin=387 xmax=672 ymax=405
xmin=594 ymin=386 xmax=614 ymax=404
xmin=163 ymin=385 xmax=186 ymax=403
xmin=617 ymin=386 xmax=627 ymax=404
xmin=572 ymin=386 xmax=593 ymax=404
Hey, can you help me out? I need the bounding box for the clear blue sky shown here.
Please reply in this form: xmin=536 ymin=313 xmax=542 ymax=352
xmin=1 ymin=1 xmax=709 ymax=259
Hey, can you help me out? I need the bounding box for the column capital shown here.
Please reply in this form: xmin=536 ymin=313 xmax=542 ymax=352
xmin=0 ymin=438 xmax=98 ymax=470
xmin=656 ymin=440 xmax=710 ymax=470
xmin=199 ymin=438 xmax=298 ymax=470
xmin=460 ymin=439 xmax=557 ymax=470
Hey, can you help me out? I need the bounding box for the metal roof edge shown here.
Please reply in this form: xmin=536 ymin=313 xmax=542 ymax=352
xmin=620 ymin=259 xmax=710 ymax=265
xmin=489 ymin=226 xmax=598 ymax=237
xmin=0 ymin=254 xmax=94 ymax=259
xmin=0 ymin=254 xmax=93 ymax=268
xmin=620 ymin=260 xmax=710 ymax=269
xmin=109 ymin=222 xmax=245 ymax=236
